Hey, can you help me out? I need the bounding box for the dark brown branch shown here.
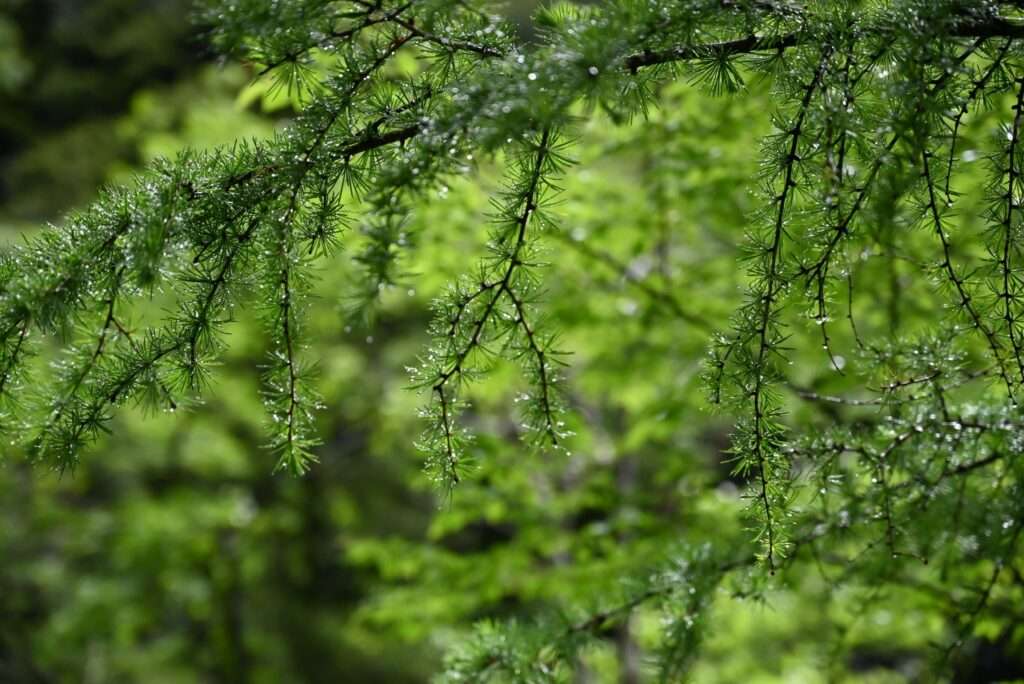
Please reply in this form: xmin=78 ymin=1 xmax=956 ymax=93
xmin=624 ymin=34 xmax=799 ymax=72
xmin=623 ymin=16 xmax=1024 ymax=73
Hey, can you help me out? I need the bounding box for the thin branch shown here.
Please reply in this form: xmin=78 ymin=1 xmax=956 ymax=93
xmin=921 ymin=148 xmax=1016 ymax=398
xmin=625 ymin=34 xmax=799 ymax=72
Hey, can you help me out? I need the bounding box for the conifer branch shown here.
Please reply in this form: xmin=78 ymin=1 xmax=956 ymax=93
xmin=621 ymin=10 xmax=1023 ymax=73
xmin=503 ymin=286 xmax=559 ymax=445
xmin=624 ymin=33 xmax=800 ymax=72
xmin=745 ymin=47 xmax=831 ymax=571
xmin=944 ymin=39 xmax=1013 ymax=200
xmin=417 ymin=127 xmax=564 ymax=489
xmin=921 ymin=148 xmax=1016 ymax=398
xmin=797 ymin=40 xmax=983 ymax=291
xmin=31 ymin=268 xmax=123 ymax=462
xmin=349 ymin=0 xmax=504 ymax=59
xmin=1000 ymin=75 xmax=1024 ymax=383
xmin=255 ymin=1 xmax=412 ymax=77
xmin=0 ymin=321 xmax=28 ymax=400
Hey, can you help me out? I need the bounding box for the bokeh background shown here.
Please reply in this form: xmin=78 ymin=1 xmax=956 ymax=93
xmin=2 ymin=2 xmax=1021 ymax=683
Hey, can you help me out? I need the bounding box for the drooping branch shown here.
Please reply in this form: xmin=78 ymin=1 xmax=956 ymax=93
xmin=746 ymin=47 xmax=832 ymax=571
xmin=415 ymin=128 xmax=567 ymax=489
xmin=1000 ymin=75 xmax=1024 ymax=383
xmin=921 ymin=148 xmax=1016 ymax=398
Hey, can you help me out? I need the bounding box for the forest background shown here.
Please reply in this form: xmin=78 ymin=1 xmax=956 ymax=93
xmin=2 ymin=1 xmax=1021 ymax=682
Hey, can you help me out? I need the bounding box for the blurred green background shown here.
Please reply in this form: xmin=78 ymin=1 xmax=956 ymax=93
xmin=1 ymin=2 xmax=1018 ymax=683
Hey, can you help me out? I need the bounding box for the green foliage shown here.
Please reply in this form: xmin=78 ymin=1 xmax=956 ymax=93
xmin=6 ymin=0 xmax=1024 ymax=681
xmin=411 ymin=127 xmax=572 ymax=490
